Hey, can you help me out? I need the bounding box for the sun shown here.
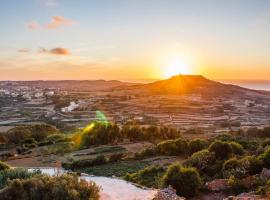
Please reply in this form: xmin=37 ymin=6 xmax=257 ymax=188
xmin=163 ymin=58 xmax=191 ymax=78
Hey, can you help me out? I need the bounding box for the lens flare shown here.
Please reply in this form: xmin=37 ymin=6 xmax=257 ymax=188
xmin=95 ymin=110 xmax=109 ymax=125
xmin=72 ymin=110 xmax=109 ymax=147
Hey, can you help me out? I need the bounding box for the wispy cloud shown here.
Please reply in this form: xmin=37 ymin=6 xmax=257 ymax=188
xmin=39 ymin=47 xmax=71 ymax=55
xmin=18 ymin=48 xmax=30 ymax=53
xmin=27 ymin=16 xmax=74 ymax=30
xmin=40 ymin=0 xmax=57 ymax=7
xmin=45 ymin=16 xmax=74 ymax=29
xmin=27 ymin=21 xmax=40 ymax=30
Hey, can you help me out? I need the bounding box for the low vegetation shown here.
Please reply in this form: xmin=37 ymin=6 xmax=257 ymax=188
xmin=0 ymin=174 xmax=100 ymax=200
xmin=3 ymin=122 xmax=270 ymax=199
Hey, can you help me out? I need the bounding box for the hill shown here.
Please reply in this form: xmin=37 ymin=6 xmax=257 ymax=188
xmin=10 ymin=80 xmax=137 ymax=92
xmin=113 ymin=75 xmax=270 ymax=97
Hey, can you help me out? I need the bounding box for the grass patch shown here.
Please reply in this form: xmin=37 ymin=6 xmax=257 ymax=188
xmin=75 ymin=160 xmax=149 ymax=177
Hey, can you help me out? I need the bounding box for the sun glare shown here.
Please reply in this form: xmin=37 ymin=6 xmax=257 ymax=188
xmin=163 ymin=58 xmax=191 ymax=78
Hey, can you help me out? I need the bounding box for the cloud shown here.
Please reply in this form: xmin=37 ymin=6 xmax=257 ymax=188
xmin=39 ymin=47 xmax=71 ymax=55
xmin=18 ymin=48 xmax=30 ymax=53
xmin=40 ymin=0 xmax=57 ymax=7
xmin=27 ymin=21 xmax=40 ymax=30
xmin=27 ymin=16 xmax=74 ymax=30
xmin=45 ymin=16 xmax=73 ymax=29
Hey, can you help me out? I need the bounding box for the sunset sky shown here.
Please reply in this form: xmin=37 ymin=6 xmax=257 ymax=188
xmin=0 ymin=0 xmax=270 ymax=81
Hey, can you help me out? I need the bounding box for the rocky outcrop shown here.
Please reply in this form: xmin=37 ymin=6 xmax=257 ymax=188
xmin=224 ymin=192 xmax=268 ymax=200
xmin=206 ymin=179 xmax=230 ymax=192
xmin=152 ymin=186 xmax=185 ymax=200
xmin=260 ymin=168 xmax=270 ymax=180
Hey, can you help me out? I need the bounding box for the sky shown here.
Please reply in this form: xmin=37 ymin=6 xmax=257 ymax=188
xmin=0 ymin=0 xmax=270 ymax=81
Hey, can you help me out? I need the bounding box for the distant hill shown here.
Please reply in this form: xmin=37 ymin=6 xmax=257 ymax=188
xmin=14 ymin=80 xmax=137 ymax=92
xmin=114 ymin=75 xmax=270 ymax=97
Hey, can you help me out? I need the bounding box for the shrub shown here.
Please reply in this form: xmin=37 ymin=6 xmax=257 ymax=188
xmin=0 ymin=174 xmax=100 ymax=200
xmin=215 ymin=134 xmax=235 ymax=142
xmin=63 ymin=155 xmax=107 ymax=170
xmin=46 ymin=134 xmax=65 ymax=143
xmin=184 ymin=149 xmax=221 ymax=178
xmin=262 ymin=139 xmax=270 ymax=147
xmin=259 ymin=147 xmax=270 ymax=168
xmin=86 ymin=122 xmax=122 ymax=145
xmin=108 ymin=153 xmax=124 ymax=162
xmin=21 ymin=138 xmax=37 ymax=145
xmin=209 ymin=140 xmax=233 ymax=160
xmin=134 ymin=146 xmax=158 ymax=159
xmin=175 ymin=138 xmax=189 ymax=154
xmin=188 ymin=139 xmax=208 ymax=155
xmin=0 ymin=162 xmax=10 ymax=171
xmin=229 ymin=141 xmax=244 ymax=155
xmin=240 ymin=156 xmax=263 ymax=175
xmin=6 ymin=124 xmax=58 ymax=144
xmin=222 ymin=158 xmax=245 ymax=178
xmin=125 ymin=166 xmax=165 ymax=188
xmin=162 ymin=164 xmax=201 ymax=198
xmin=228 ymin=176 xmax=249 ymax=195
xmin=157 ymin=138 xmax=188 ymax=156
xmin=157 ymin=140 xmax=178 ymax=156
xmin=38 ymin=140 xmax=53 ymax=146
xmin=0 ymin=168 xmax=39 ymax=189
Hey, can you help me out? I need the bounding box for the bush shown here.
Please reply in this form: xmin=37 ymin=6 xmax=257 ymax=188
xmin=240 ymin=156 xmax=263 ymax=175
xmin=188 ymin=139 xmax=208 ymax=155
xmin=125 ymin=166 xmax=165 ymax=188
xmin=108 ymin=153 xmax=124 ymax=162
xmin=262 ymin=139 xmax=270 ymax=147
xmin=38 ymin=140 xmax=53 ymax=147
xmin=259 ymin=147 xmax=270 ymax=168
xmin=63 ymin=155 xmax=107 ymax=170
xmin=228 ymin=176 xmax=249 ymax=195
xmin=0 ymin=168 xmax=39 ymax=189
xmin=86 ymin=122 xmax=122 ymax=145
xmin=157 ymin=138 xmax=188 ymax=156
xmin=215 ymin=134 xmax=235 ymax=142
xmin=157 ymin=140 xmax=178 ymax=156
xmin=0 ymin=174 xmax=100 ymax=200
xmin=175 ymin=138 xmax=189 ymax=154
xmin=0 ymin=162 xmax=10 ymax=171
xmin=209 ymin=140 xmax=233 ymax=160
xmin=222 ymin=158 xmax=245 ymax=178
xmin=134 ymin=146 xmax=158 ymax=159
xmin=6 ymin=124 xmax=58 ymax=144
xmin=46 ymin=134 xmax=65 ymax=143
xmin=21 ymin=138 xmax=37 ymax=145
xmin=162 ymin=164 xmax=201 ymax=198
xmin=185 ymin=149 xmax=219 ymax=178
xmin=229 ymin=141 xmax=244 ymax=155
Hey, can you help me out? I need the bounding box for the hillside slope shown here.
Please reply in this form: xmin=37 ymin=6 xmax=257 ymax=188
xmin=113 ymin=75 xmax=270 ymax=97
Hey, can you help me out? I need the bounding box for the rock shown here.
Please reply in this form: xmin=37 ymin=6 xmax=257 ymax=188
xmin=241 ymin=176 xmax=258 ymax=188
xmin=260 ymin=168 xmax=270 ymax=180
xmin=152 ymin=186 xmax=185 ymax=200
xmin=224 ymin=192 xmax=267 ymax=200
xmin=206 ymin=179 xmax=230 ymax=192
